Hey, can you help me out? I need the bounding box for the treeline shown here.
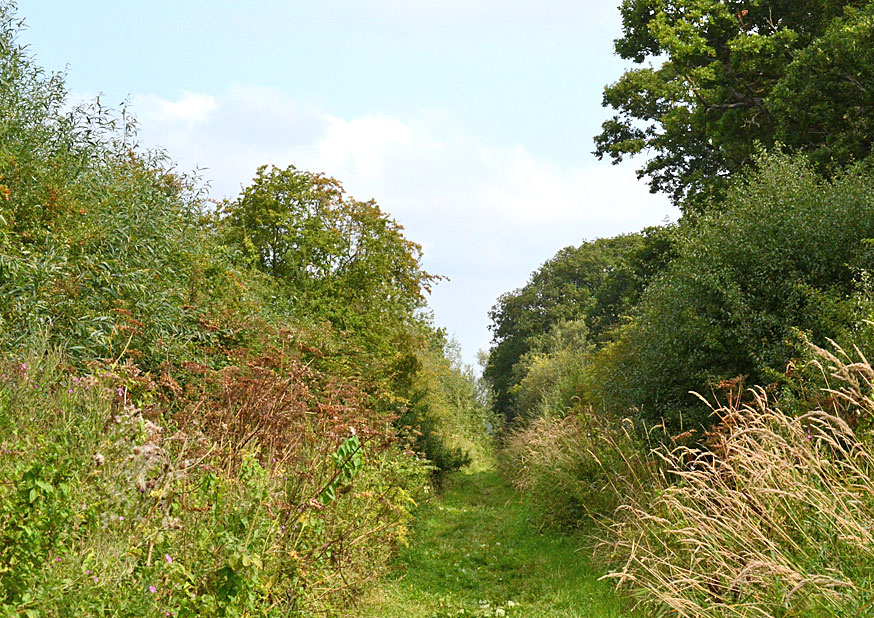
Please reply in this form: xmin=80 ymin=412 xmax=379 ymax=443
xmin=490 ymin=2 xmax=874 ymax=616
xmin=0 ymin=4 xmax=492 ymax=616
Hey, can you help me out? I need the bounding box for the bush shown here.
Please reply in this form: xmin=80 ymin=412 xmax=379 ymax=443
xmin=590 ymin=153 xmax=874 ymax=432
xmin=508 ymin=319 xmax=590 ymax=419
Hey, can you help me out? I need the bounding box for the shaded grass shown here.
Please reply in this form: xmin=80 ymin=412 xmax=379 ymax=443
xmin=355 ymin=469 xmax=634 ymax=618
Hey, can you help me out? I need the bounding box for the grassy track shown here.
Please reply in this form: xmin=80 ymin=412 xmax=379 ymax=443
xmin=354 ymin=470 xmax=635 ymax=618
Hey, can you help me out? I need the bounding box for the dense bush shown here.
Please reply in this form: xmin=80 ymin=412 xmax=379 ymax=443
xmin=485 ymin=228 xmax=675 ymax=421
xmin=0 ymin=3 xmax=492 ymax=614
xmin=399 ymin=330 xmax=498 ymax=477
xmin=0 ymin=346 xmax=427 ymax=617
xmin=507 ymin=319 xmax=590 ymax=420
xmin=589 ymin=153 xmax=874 ymax=432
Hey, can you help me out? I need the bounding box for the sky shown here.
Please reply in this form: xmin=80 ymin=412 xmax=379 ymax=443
xmin=16 ymin=1 xmax=678 ymax=369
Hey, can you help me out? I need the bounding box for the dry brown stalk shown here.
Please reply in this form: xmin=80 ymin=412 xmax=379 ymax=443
xmin=603 ymin=344 xmax=874 ymax=617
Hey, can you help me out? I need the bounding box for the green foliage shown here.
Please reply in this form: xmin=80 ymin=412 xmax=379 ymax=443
xmin=220 ymin=164 xmax=437 ymax=352
xmin=0 ymin=2 xmax=259 ymax=369
xmin=400 ymin=330 xmax=498 ymax=478
xmin=485 ymin=228 xmax=674 ymax=421
xmin=591 ymin=153 xmax=874 ymax=432
xmin=0 ymin=4 xmax=492 ymax=615
xmin=483 ymin=227 xmax=674 ymax=420
xmin=596 ymin=0 xmax=873 ymax=212
xmin=770 ymin=4 xmax=874 ymax=172
xmin=0 ymin=347 xmax=427 ymax=617
xmin=508 ymin=319 xmax=590 ymax=420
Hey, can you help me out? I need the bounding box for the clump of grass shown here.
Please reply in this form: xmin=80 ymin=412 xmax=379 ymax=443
xmin=502 ymin=409 xmax=651 ymax=530
xmin=605 ymin=343 xmax=874 ymax=617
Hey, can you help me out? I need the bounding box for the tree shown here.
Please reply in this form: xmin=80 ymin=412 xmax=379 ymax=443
xmin=484 ymin=231 xmax=673 ymax=420
xmin=589 ymin=153 xmax=874 ymax=431
xmin=221 ymin=165 xmax=437 ymax=346
xmin=595 ymin=0 xmax=871 ymax=213
xmin=769 ymin=4 xmax=874 ymax=170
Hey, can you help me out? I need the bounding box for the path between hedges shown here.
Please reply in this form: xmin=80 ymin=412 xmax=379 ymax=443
xmin=354 ymin=470 xmax=635 ymax=618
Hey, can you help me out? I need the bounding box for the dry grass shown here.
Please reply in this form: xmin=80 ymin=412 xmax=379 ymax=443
xmin=502 ymin=410 xmax=652 ymax=530
xmin=605 ymin=343 xmax=874 ymax=617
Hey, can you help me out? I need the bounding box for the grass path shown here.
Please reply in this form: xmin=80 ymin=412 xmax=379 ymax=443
xmin=354 ymin=470 xmax=635 ymax=618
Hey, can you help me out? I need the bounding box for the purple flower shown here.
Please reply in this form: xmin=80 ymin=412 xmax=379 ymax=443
xmin=56 ymin=558 xmax=61 ymax=562
xmin=165 ymin=554 xmax=172 ymax=564
xmin=118 ymin=387 xmax=124 ymax=397
xmin=68 ymin=388 xmax=73 ymax=394
xmin=149 ymin=585 xmax=156 ymax=593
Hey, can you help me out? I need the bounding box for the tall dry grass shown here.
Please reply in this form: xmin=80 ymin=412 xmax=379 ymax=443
xmin=502 ymin=410 xmax=652 ymax=530
xmin=605 ymin=343 xmax=874 ymax=617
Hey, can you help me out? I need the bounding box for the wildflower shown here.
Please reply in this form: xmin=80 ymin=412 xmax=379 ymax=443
xmin=118 ymin=387 xmax=124 ymax=397
xmin=93 ymin=576 xmax=98 ymax=582
xmin=86 ymin=570 xmax=90 ymax=575
xmin=119 ymin=516 xmax=124 ymax=521
xmin=149 ymin=585 xmax=156 ymax=593
xmin=56 ymin=558 xmax=61 ymax=562
xmin=165 ymin=554 xmax=172 ymax=564
xmin=68 ymin=388 xmax=73 ymax=394
xmin=21 ymin=363 xmax=26 ymax=370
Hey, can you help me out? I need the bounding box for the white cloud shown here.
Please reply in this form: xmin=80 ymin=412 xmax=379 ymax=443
xmin=125 ymin=85 xmax=678 ymax=366
xmin=136 ymin=91 xmax=217 ymax=124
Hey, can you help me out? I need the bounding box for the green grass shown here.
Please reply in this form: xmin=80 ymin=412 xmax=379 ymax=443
xmin=354 ymin=469 xmax=635 ymax=618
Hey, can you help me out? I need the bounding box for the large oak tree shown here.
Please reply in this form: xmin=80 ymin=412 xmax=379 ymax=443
xmin=595 ymin=0 xmax=874 ymax=213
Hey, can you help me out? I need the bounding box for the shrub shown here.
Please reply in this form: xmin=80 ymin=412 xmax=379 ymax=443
xmin=590 ymin=153 xmax=874 ymax=432
xmin=509 ymin=319 xmax=590 ymax=419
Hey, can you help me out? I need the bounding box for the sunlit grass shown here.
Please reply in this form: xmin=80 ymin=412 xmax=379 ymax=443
xmin=355 ymin=469 xmax=635 ymax=618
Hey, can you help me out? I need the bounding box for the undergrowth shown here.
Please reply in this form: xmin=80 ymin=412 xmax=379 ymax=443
xmin=0 ymin=346 xmax=428 ymax=617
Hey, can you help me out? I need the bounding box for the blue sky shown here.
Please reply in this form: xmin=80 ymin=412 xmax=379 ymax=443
xmin=17 ymin=1 xmax=677 ymax=368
